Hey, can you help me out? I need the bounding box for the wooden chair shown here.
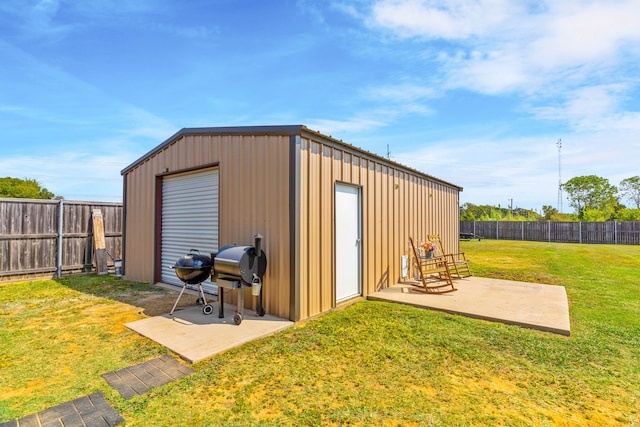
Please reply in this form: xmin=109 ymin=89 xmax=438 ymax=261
xmin=428 ymin=234 xmax=472 ymax=279
xmin=408 ymin=237 xmax=457 ymax=294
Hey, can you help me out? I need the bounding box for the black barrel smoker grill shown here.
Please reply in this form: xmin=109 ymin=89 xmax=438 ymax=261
xmin=213 ymin=234 xmax=267 ymax=325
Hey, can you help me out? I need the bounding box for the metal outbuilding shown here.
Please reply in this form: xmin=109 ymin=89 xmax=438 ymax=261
xmin=121 ymin=125 xmax=463 ymax=322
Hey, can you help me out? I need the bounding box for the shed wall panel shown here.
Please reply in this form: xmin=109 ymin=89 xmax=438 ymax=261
xmin=123 ymin=134 xmax=292 ymax=319
xmin=296 ymin=135 xmax=460 ymax=320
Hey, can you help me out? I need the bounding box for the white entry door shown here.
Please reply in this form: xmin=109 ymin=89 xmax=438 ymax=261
xmin=335 ymin=184 xmax=361 ymax=302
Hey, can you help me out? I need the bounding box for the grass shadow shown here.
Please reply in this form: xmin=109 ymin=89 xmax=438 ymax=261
xmin=54 ymin=274 xmax=199 ymax=317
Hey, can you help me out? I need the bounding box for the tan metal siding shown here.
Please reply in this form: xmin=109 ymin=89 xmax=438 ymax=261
xmin=124 ymin=127 xmax=460 ymax=322
xmin=123 ymin=134 xmax=292 ymax=320
xmin=296 ymin=136 xmax=460 ymax=320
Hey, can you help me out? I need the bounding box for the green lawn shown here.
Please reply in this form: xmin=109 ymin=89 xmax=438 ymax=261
xmin=1 ymin=240 xmax=638 ymax=426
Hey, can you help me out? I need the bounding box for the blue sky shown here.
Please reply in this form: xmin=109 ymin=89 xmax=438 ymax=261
xmin=1 ymin=0 xmax=639 ymax=212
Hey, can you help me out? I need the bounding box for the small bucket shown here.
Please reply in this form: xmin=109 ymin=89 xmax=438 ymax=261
xmin=114 ymin=259 xmax=122 ymax=277
xmin=251 ymin=278 xmax=262 ymax=296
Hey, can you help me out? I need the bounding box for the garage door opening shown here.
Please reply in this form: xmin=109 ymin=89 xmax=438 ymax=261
xmin=160 ymin=168 xmax=219 ymax=294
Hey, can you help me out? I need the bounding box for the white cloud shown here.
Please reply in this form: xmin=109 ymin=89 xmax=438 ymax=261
xmin=440 ymin=47 xmax=531 ymax=94
xmin=367 ymin=0 xmax=640 ymax=79
xmin=359 ymin=0 xmax=640 ymax=136
xmin=391 ymin=128 xmax=640 ymax=209
xmin=370 ymin=0 xmax=515 ymax=39
xmin=532 ymin=85 xmax=624 ymax=121
xmin=115 ymin=106 xmax=177 ymax=141
xmin=529 ymin=1 xmax=640 ymax=68
xmin=392 ymin=137 xmax=559 ymax=207
xmin=359 ymin=83 xmax=436 ymax=117
xmin=364 ymin=83 xmax=437 ymax=103
xmin=306 ymin=117 xmax=389 ymax=136
xmin=532 ymin=83 xmax=640 ymax=132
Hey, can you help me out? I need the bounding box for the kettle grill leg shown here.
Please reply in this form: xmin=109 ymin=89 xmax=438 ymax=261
xmin=169 ymin=284 xmax=188 ymax=315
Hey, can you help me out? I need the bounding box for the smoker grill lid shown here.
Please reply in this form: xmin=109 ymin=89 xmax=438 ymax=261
xmin=214 ymin=244 xmax=267 ymax=284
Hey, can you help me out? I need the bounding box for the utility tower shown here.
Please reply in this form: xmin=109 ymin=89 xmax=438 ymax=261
xmin=557 ymin=138 xmax=563 ymax=213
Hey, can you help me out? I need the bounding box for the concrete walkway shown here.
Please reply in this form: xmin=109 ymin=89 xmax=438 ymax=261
xmin=368 ymin=277 xmax=571 ymax=336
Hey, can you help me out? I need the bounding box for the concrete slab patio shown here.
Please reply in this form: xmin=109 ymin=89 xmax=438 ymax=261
xmin=368 ymin=276 xmax=571 ymax=336
xmin=126 ymin=277 xmax=568 ymax=366
xmin=126 ymin=302 xmax=294 ymax=363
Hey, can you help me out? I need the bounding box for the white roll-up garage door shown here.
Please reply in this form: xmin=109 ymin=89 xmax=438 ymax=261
xmin=161 ymin=168 xmax=219 ymax=294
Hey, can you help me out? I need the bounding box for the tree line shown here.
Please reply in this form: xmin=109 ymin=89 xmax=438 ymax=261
xmin=0 ymin=177 xmax=56 ymax=199
xmin=461 ymin=175 xmax=640 ymax=222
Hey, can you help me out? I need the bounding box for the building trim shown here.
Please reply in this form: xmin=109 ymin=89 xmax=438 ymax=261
xmin=289 ymin=135 xmax=301 ymax=321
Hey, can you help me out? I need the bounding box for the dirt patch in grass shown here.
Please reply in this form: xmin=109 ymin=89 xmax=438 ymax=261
xmin=58 ymin=275 xmax=200 ymax=316
xmin=144 ymin=290 xmax=199 ymax=313
xmin=112 ymin=290 xmax=196 ymax=316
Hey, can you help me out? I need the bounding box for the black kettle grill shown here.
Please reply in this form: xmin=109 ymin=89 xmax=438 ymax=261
xmin=170 ymin=249 xmax=215 ymax=315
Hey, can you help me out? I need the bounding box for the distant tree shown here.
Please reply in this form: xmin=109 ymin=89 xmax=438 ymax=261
xmin=0 ymin=177 xmax=55 ymax=199
xmin=459 ymin=203 xmax=477 ymax=221
xmin=540 ymin=206 xmax=575 ymax=221
xmin=509 ymin=207 xmax=541 ymax=220
xmin=561 ymin=175 xmax=618 ymax=220
xmin=614 ymin=208 xmax=640 ymax=221
xmin=460 ymin=203 xmax=498 ymax=221
xmin=620 ymin=176 xmax=640 ymax=208
xmin=461 ymin=203 xmax=542 ymax=221
xmin=556 ymin=213 xmax=577 ymax=221
xmin=581 ymin=207 xmax=613 ymax=222
xmin=541 ymin=205 xmax=558 ymax=220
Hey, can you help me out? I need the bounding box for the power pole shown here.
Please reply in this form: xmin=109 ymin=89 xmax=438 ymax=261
xmin=557 ymin=138 xmax=563 ymax=213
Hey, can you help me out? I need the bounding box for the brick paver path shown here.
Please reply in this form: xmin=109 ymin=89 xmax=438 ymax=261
xmin=1 ymin=355 xmax=193 ymax=426
xmin=0 ymin=392 xmax=123 ymax=427
xmin=102 ymin=354 xmax=194 ymax=399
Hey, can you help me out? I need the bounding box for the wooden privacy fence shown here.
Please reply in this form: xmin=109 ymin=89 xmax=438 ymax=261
xmin=0 ymin=198 xmax=122 ymax=282
xmin=461 ymin=220 xmax=640 ymax=245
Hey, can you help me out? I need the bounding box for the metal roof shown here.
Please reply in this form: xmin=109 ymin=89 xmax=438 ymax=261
xmin=121 ymin=124 xmax=462 ymax=191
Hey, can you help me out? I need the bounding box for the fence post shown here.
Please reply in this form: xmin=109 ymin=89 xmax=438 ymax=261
xmin=579 ymin=222 xmax=582 ymax=244
xmin=521 ymin=221 xmax=524 ymax=240
xmin=57 ymin=199 xmax=64 ymax=278
xmin=496 ymin=220 xmax=499 ymax=239
xmin=548 ymin=221 xmax=551 ymax=242
xmin=615 ymin=221 xmax=618 ymax=244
